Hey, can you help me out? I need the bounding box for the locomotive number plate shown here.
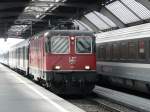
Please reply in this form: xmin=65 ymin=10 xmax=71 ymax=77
xmin=69 ymin=57 xmax=77 ymax=64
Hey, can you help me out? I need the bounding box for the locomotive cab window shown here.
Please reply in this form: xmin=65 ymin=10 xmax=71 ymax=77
xmin=51 ymin=36 xmax=69 ymax=54
xmin=76 ymin=37 xmax=92 ymax=54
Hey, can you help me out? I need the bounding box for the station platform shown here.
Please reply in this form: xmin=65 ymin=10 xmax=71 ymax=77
xmin=94 ymin=86 xmax=150 ymax=112
xmin=0 ymin=64 xmax=85 ymax=112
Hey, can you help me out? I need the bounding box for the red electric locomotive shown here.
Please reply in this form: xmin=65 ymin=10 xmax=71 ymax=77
xmin=29 ymin=30 xmax=97 ymax=94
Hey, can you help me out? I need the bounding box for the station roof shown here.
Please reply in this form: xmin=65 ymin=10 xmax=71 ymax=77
xmin=1 ymin=0 xmax=150 ymax=39
xmin=79 ymin=0 xmax=150 ymax=32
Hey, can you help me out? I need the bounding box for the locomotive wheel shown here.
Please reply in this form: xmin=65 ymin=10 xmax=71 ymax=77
xmin=48 ymin=82 xmax=65 ymax=94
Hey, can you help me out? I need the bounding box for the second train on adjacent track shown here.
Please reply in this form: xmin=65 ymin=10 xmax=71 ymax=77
xmin=96 ymin=24 xmax=150 ymax=93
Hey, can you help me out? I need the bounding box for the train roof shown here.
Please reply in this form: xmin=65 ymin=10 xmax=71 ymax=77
xmin=96 ymin=23 xmax=150 ymax=44
xmin=30 ymin=30 xmax=94 ymax=40
xmin=10 ymin=39 xmax=29 ymax=51
xmin=44 ymin=30 xmax=94 ymax=37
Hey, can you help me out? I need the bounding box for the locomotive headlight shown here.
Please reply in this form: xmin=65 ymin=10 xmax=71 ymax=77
xmin=85 ymin=65 xmax=90 ymax=70
xmin=70 ymin=36 xmax=75 ymax=41
xmin=55 ymin=66 xmax=61 ymax=70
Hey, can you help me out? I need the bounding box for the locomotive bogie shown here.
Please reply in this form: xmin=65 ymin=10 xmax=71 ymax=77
xmin=41 ymin=71 xmax=97 ymax=94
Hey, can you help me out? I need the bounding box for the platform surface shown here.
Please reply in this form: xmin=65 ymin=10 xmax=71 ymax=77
xmin=0 ymin=64 xmax=85 ymax=112
xmin=94 ymin=86 xmax=150 ymax=112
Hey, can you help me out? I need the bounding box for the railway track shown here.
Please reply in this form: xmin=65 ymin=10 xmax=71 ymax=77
xmin=92 ymin=99 xmax=124 ymax=112
xmin=91 ymin=98 xmax=137 ymax=112
xmin=65 ymin=94 xmax=137 ymax=112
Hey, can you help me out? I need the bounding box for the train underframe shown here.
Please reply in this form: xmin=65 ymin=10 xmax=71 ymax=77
xmin=37 ymin=71 xmax=97 ymax=95
xmin=99 ymin=75 xmax=150 ymax=94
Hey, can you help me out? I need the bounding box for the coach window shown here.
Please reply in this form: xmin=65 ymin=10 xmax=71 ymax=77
xmin=96 ymin=45 xmax=100 ymax=59
xmin=128 ymin=42 xmax=136 ymax=59
xmin=51 ymin=36 xmax=69 ymax=54
xmin=149 ymin=41 xmax=150 ymax=58
xmin=23 ymin=47 xmax=25 ymax=60
xmin=112 ymin=43 xmax=119 ymax=60
xmin=18 ymin=48 xmax=20 ymax=60
xmin=99 ymin=45 xmax=106 ymax=60
xmin=16 ymin=50 xmax=18 ymax=59
xmin=120 ymin=42 xmax=128 ymax=59
xmin=20 ymin=47 xmax=22 ymax=60
xmin=106 ymin=45 xmax=112 ymax=60
xmin=25 ymin=47 xmax=28 ymax=60
xmin=138 ymin=40 xmax=145 ymax=59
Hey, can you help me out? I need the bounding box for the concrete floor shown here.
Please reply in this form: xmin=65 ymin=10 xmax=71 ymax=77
xmin=0 ymin=64 xmax=85 ymax=112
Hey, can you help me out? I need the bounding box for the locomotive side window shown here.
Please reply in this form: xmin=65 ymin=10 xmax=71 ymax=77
xmin=128 ymin=42 xmax=136 ymax=59
xmin=51 ymin=36 xmax=69 ymax=54
xmin=45 ymin=37 xmax=51 ymax=53
xmin=120 ymin=42 xmax=128 ymax=59
xmin=35 ymin=40 xmax=39 ymax=52
xmin=138 ymin=40 xmax=145 ymax=59
xmin=76 ymin=37 xmax=92 ymax=54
